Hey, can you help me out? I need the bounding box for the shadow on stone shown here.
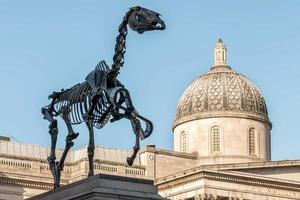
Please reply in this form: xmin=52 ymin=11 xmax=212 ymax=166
xmin=0 ymin=172 xmax=25 ymax=200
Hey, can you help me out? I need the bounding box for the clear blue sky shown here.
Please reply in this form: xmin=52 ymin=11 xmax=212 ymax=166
xmin=0 ymin=1 xmax=299 ymax=161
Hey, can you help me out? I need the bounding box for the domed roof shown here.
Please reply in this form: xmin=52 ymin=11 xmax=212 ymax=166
xmin=174 ymin=40 xmax=271 ymax=129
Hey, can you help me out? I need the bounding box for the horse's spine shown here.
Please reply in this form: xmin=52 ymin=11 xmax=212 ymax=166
xmin=109 ymin=9 xmax=133 ymax=80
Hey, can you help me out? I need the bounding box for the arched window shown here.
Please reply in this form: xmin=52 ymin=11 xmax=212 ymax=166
xmin=211 ymin=126 xmax=220 ymax=153
xmin=180 ymin=131 xmax=187 ymax=153
xmin=249 ymin=127 xmax=255 ymax=155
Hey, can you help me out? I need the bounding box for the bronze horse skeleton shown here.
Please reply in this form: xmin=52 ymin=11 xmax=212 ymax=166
xmin=41 ymin=6 xmax=165 ymax=188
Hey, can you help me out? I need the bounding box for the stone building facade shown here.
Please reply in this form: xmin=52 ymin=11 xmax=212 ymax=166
xmin=0 ymin=40 xmax=300 ymax=200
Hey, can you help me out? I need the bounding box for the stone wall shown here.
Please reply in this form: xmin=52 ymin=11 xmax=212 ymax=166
xmin=173 ymin=117 xmax=271 ymax=164
xmin=0 ymin=140 xmax=149 ymax=199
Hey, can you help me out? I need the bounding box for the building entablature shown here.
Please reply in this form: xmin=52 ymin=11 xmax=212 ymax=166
xmin=156 ymin=169 xmax=300 ymax=190
xmin=156 ymin=160 xmax=300 ymax=184
xmin=195 ymin=159 xmax=300 ymax=171
xmin=156 ymin=169 xmax=300 ymax=200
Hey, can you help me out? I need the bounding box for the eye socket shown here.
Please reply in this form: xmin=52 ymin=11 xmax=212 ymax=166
xmin=135 ymin=14 xmax=147 ymax=22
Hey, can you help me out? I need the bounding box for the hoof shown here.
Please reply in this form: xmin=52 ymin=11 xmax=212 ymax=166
xmin=53 ymin=183 xmax=60 ymax=189
xmin=88 ymin=171 xmax=94 ymax=177
xmin=127 ymin=157 xmax=134 ymax=166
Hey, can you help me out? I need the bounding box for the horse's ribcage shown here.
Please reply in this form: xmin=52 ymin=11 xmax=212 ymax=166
xmin=53 ymin=82 xmax=111 ymax=129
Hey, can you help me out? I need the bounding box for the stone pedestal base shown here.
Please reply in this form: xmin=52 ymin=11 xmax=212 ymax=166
xmin=28 ymin=174 xmax=165 ymax=200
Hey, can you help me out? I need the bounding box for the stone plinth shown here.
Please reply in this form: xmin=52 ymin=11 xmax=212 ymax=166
xmin=28 ymin=174 xmax=165 ymax=200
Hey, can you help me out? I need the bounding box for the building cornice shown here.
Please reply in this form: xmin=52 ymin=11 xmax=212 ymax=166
xmin=197 ymin=159 xmax=300 ymax=171
xmin=156 ymin=160 xmax=300 ymax=184
xmin=195 ymin=154 xmax=266 ymax=161
xmin=173 ymin=111 xmax=272 ymax=131
xmin=139 ymin=147 xmax=198 ymax=160
xmin=0 ymin=176 xmax=55 ymax=190
xmin=156 ymin=169 xmax=300 ymax=192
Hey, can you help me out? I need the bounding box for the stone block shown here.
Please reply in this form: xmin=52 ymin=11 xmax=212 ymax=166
xmin=28 ymin=174 xmax=166 ymax=200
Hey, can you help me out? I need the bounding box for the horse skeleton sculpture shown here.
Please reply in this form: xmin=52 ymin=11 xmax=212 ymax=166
xmin=41 ymin=6 xmax=165 ymax=188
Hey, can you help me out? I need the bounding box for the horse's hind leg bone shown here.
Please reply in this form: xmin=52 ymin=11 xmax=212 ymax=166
xmin=56 ymin=107 xmax=79 ymax=180
xmin=115 ymin=89 xmax=141 ymax=166
xmin=127 ymin=132 xmax=140 ymax=166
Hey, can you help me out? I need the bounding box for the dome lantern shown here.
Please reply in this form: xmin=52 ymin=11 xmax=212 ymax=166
xmin=214 ymin=38 xmax=227 ymax=66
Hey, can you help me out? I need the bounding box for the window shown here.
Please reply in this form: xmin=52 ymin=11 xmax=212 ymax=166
xmin=249 ymin=127 xmax=255 ymax=155
xmin=211 ymin=126 xmax=220 ymax=153
xmin=180 ymin=131 xmax=187 ymax=153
